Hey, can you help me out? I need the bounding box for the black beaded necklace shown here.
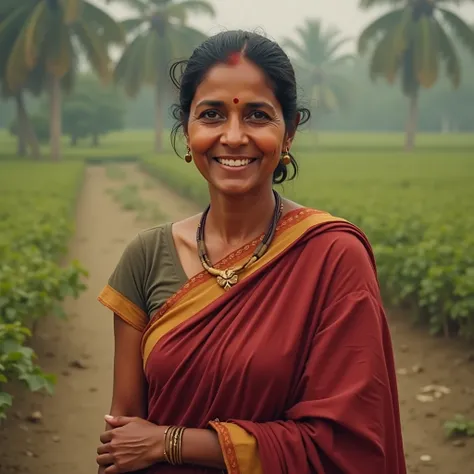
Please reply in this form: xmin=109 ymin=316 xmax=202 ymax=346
xmin=196 ymin=190 xmax=283 ymax=291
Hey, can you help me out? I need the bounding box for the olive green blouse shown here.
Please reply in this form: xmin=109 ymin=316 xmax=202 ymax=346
xmin=107 ymin=223 xmax=188 ymax=320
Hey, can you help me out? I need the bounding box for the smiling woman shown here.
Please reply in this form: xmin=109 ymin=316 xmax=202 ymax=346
xmin=96 ymin=30 xmax=407 ymax=474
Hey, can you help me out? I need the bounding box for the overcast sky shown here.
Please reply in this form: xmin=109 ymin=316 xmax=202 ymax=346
xmin=102 ymin=0 xmax=474 ymax=53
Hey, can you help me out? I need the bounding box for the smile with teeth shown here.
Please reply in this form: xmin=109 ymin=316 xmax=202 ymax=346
xmin=215 ymin=157 xmax=256 ymax=167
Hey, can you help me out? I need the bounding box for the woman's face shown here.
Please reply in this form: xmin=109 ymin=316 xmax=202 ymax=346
xmin=186 ymin=58 xmax=292 ymax=197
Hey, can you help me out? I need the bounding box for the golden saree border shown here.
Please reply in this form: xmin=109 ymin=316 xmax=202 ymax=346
xmin=209 ymin=421 xmax=262 ymax=474
xmin=97 ymin=284 xmax=148 ymax=332
xmin=141 ymin=208 xmax=346 ymax=366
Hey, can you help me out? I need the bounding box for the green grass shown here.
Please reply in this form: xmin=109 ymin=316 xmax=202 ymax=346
xmin=293 ymin=131 xmax=474 ymax=152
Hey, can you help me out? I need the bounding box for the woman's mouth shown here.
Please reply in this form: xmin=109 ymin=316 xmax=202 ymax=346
xmin=213 ymin=157 xmax=257 ymax=168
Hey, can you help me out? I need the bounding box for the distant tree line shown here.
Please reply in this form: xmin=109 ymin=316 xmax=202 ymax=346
xmin=1 ymin=0 xmax=473 ymax=159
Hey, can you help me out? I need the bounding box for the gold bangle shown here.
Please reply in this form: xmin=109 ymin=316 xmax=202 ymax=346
xmin=177 ymin=426 xmax=186 ymax=465
xmin=168 ymin=426 xmax=177 ymax=465
xmin=164 ymin=426 xmax=186 ymax=465
xmin=163 ymin=426 xmax=172 ymax=464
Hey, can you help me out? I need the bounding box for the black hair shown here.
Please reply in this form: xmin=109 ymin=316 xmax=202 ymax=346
xmin=169 ymin=30 xmax=310 ymax=185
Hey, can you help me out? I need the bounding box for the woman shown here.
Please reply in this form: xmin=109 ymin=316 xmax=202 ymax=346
xmin=96 ymin=30 xmax=406 ymax=474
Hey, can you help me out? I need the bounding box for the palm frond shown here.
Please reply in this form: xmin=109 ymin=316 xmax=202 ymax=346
xmin=438 ymin=7 xmax=474 ymax=55
xmin=326 ymin=37 xmax=353 ymax=59
xmin=413 ymin=16 xmax=439 ymax=88
xmin=24 ymin=1 xmax=47 ymax=69
xmin=0 ymin=2 xmax=32 ymax=41
xmin=121 ymin=17 xmax=145 ymax=35
xmin=114 ymin=32 xmax=148 ymax=96
xmin=143 ymin=30 xmax=161 ymax=85
xmin=330 ymin=53 xmax=356 ymax=67
xmin=45 ymin=22 xmax=74 ymax=78
xmin=105 ymin=0 xmax=149 ymax=15
xmin=0 ymin=0 xmax=34 ymax=16
xmin=73 ymin=19 xmax=111 ymax=81
xmin=60 ymin=0 xmax=83 ymax=25
xmin=169 ymin=23 xmax=208 ymax=57
xmin=6 ymin=24 xmax=31 ymax=90
xmin=358 ymin=8 xmax=405 ymax=54
xmin=167 ymin=0 xmax=216 ymax=23
xmin=368 ymin=31 xmax=397 ymax=82
xmin=282 ymin=38 xmax=307 ymax=62
xmin=433 ymin=15 xmax=461 ymax=87
xmin=82 ymin=1 xmax=125 ymax=44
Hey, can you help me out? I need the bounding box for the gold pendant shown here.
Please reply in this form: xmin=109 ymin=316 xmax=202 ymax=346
xmin=216 ymin=269 xmax=239 ymax=291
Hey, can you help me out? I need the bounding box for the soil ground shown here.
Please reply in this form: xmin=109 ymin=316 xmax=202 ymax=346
xmin=0 ymin=164 xmax=473 ymax=474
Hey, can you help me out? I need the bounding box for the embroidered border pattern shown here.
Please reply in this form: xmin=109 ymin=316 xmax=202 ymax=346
xmin=150 ymin=208 xmax=326 ymax=323
xmin=210 ymin=421 xmax=240 ymax=474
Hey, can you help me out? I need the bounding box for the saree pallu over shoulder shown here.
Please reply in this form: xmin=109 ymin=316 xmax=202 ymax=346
xmin=141 ymin=207 xmax=406 ymax=474
xmin=141 ymin=208 xmax=345 ymax=365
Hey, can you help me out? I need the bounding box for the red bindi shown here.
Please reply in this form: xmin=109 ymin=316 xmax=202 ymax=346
xmin=233 ymin=98 xmax=239 ymax=104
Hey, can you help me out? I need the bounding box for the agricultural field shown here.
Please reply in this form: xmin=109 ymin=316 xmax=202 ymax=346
xmin=141 ymin=133 xmax=474 ymax=341
xmin=0 ymin=131 xmax=473 ymax=473
xmin=0 ymin=161 xmax=87 ymax=418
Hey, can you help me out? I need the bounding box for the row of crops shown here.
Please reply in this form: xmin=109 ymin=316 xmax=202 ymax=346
xmin=0 ymin=162 xmax=87 ymax=419
xmin=141 ymin=149 xmax=474 ymax=341
xmin=1 ymin=140 xmax=472 ymax=421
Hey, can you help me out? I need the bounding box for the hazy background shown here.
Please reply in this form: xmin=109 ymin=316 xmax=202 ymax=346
xmin=2 ymin=0 xmax=474 ymax=134
xmin=102 ymin=0 xmax=474 ymax=50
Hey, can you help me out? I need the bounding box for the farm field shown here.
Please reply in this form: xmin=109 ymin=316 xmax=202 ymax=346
xmin=142 ymin=141 xmax=474 ymax=341
xmin=0 ymin=131 xmax=473 ymax=474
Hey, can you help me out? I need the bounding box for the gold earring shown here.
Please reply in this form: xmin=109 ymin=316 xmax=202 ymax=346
xmin=281 ymin=149 xmax=291 ymax=166
xmin=184 ymin=147 xmax=192 ymax=163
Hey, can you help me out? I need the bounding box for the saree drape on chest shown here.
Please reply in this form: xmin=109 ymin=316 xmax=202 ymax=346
xmin=99 ymin=208 xmax=406 ymax=474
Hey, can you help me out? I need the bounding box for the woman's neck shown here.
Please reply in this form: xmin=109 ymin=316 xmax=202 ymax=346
xmin=205 ymin=186 xmax=277 ymax=246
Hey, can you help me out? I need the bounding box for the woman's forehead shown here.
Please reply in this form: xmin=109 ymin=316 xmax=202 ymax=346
xmin=193 ymin=59 xmax=278 ymax=104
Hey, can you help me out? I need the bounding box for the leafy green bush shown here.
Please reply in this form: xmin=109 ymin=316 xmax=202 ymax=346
xmin=444 ymin=415 xmax=474 ymax=438
xmin=140 ymin=150 xmax=474 ymax=341
xmin=9 ymin=114 xmax=50 ymax=143
xmin=0 ymin=162 xmax=88 ymax=419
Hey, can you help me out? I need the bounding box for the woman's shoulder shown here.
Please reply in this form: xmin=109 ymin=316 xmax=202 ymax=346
xmin=138 ymin=222 xmax=171 ymax=245
xmin=297 ymin=206 xmax=374 ymax=267
xmin=118 ymin=223 xmax=177 ymax=263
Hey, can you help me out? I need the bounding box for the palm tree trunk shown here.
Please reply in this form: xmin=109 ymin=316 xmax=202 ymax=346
xmin=49 ymin=75 xmax=62 ymax=162
xmin=404 ymin=91 xmax=418 ymax=152
xmin=16 ymin=116 xmax=27 ymax=157
xmin=15 ymin=92 xmax=41 ymax=160
xmin=154 ymin=85 xmax=164 ymax=153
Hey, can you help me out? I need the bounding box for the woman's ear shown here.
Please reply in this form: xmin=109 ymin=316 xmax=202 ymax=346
xmin=285 ymin=132 xmax=296 ymax=152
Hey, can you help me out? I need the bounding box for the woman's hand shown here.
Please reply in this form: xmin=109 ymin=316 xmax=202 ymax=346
xmin=97 ymin=415 xmax=166 ymax=474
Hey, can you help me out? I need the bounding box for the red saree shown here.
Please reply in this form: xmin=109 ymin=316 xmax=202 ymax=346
xmin=107 ymin=208 xmax=406 ymax=474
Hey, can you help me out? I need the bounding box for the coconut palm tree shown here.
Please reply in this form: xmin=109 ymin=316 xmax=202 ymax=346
xmin=109 ymin=0 xmax=215 ymax=152
xmin=0 ymin=0 xmax=124 ymax=161
xmin=358 ymin=0 xmax=474 ymax=151
xmin=0 ymin=4 xmax=41 ymax=159
xmin=283 ymin=19 xmax=354 ymax=127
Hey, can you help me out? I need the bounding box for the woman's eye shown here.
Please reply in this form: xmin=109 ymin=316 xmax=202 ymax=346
xmin=249 ymin=111 xmax=270 ymax=121
xmin=201 ymin=110 xmax=221 ymax=120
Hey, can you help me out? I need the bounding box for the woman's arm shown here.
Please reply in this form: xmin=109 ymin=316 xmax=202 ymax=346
xmin=100 ymin=316 xmax=226 ymax=471
xmin=97 ymin=315 xmax=147 ymax=474
xmin=181 ymin=428 xmax=225 ymax=469
xmin=109 ymin=314 xmax=148 ymax=420
xmin=101 ymin=417 xmax=227 ymax=470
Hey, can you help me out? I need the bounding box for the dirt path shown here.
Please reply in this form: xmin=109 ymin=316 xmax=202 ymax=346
xmin=0 ymin=164 xmax=198 ymax=474
xmin=1 ymin=163 xmax=473 ymax=474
